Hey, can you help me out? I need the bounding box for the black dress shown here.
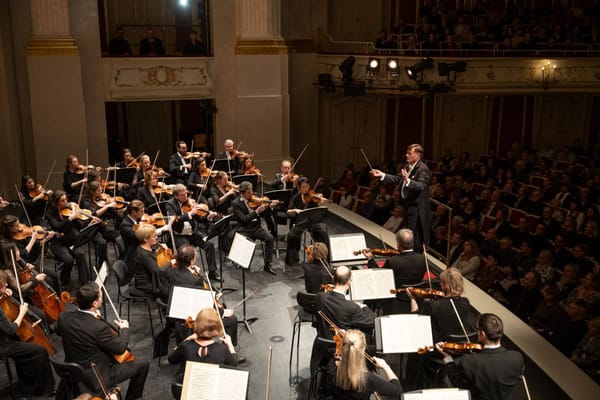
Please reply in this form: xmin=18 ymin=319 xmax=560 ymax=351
xmin=168 ymin=339 xmax=237 ymax=382
xmin=326 ymin=359 xmax=402 ymax=400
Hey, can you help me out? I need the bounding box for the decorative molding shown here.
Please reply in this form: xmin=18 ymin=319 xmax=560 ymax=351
xmin=103 ymin=57 xmax=214 ymax=100
xmin=235 ymin=39 xmax=314 ymax=55
xmin=27 ymin=38 xmax=79 ymax=56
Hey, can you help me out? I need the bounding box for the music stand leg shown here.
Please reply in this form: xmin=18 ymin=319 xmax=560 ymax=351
xmin=238 ymin=267 xmax=257 ymax=333
xmin=219 ymin=248 xmax=237 ymax=294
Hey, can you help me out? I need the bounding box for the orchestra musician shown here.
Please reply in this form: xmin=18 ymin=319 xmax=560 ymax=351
xmin=165 ymin=184 xmax=221 ymax=282
xmin=271 ymin=159 xmax=298 ymax=191
xmin=187 ymin=157 xmax=210 ymax=199
xmin=168 ymin=307 xmax=239 ymax=383
xmin=19 ymin=175 xmax=49 ymax=226
xmin=232 ymin=181 xmax=276 ymax=275
xmin=364 ymin=229 xmax=426 ymax=313
xmin=210 ymin=171 xmax=238 ymax=215
xmin=303 ymin=242 xmax=332 ymax=294
xmin=435 ymin=313 xmax=525 ymax=400
xmin=136 ymin=171 xmax=161 ymax=208
xmin=63 ymin=154 xmax=87 ymax=202
xmin=285 ymin=177 xmax=330 ymax=267
xmin=0 ymin=270 xmax=55 ymax=398
xmin=407 ymin=267 xmax=478 ymax=342
xmin=217 ymin=138 xmax=241 ymax=175
xmin=57 ymin=282 xmax=149 ymax=400
xmin=168 ymin=141 xmax=192 ymax=184
xmin=134 ymin=224 xmax=172 ymax=302
xmin=45 ymin=190 xmax=92 ymax=288
xmin=117 ymin=148 xmax=138 ymax=169
xmin=371 ymin=144 xmax=431 ymax=252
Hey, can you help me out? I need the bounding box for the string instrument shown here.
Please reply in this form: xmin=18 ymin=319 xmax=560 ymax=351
xmin=0 ymin=293 xmax=56 ymax=355
xmin=153 ymin=183 xmax=173 ymax=196
xmin=390 ymin=287 xmax=445 ymax=299
xmin=200 ymin=168 xmax=217 ymax=178
xmin=126 ymin=159 xmax=139 ymax=168
xmin=151 ymin=167 xmax=170 ymax=177
xmin=96 ymin=194 xmax=129 ymax=209
xmin=417 ymin=342 xmax=483 ymax=355
xmin=320 ymin=283 xmax=334 ymax=292
xmin=60 ymin=291 xmax=77 ymax=305
xmin=181 ymin=199 xmax=212 ymax=217
xmin=156 ymin=246 xmax=175 ymax=269
xmin=28 ymin=185 xmax=52 ymax=201
xmin=59 ymin=202 xmax=93 ymax=221
xmin=11 ymin=223 xmax=62 ymax=241
xmin=91 ymin=362 xmax=121 ymax=400
xmin=223 ymin=180 xmax=239 ymax=192
xmin=139 ymin=213 xmax=168 ymax=227
xmin=282 ymin=173 xmax=299 ymax=183
xmin=352 ymin=248 xmax=401 ymax=257
xmin=19 ymin=267 xmax=65 ymax=322
xmin=244 ymin=166 xmax=262 ymax=175
xmin=74 ymin=164 xmax=95 ymax=174
xmin=302 ymin=190 xmax=328 ymax=204
xmin=183 ymin=151 xmax=211 ymax=160
xmin=248 ymin=195 xmax=280 ymax=209
xmin=230 ymin=149 xmax=248 ymax=160
xmin=318 ymin=311 xmax=377 ymax=365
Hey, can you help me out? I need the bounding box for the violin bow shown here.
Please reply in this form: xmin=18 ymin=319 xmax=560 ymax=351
xmin=360 ymin=148 xmax=374 ymax=171
xmin=151 ymin=150 xmax=160 ymax=172
xmin=449 ymin=298 xmax=471 ymax=344
xmin=129 ymin=151 xmax=145 ymax=168
xmin=101 ymin=164 xmax=110 ymax=195
xmin=9 ymin=250 xmax=24 ymax=306
xmin=14 ymin=184 xmax=33 ymax=228
xmin=91 ymin=264 xmax=123 ymax=323
xmin=230 ymin=290 xmax=257 ymax=310
xmin=204 ymin=272 xmax=226 ymax=334
xmin=77 ymin=149 xmax=89 ymax=207
xmin=196 ymin=158 xmax=217 ymax=203
xmin=265 ymin=345 xmax=272 ymax=400
xmin=113 ymin=163 xmax=118 ymax=199
xmin=289 ymin=144 xmax=309 ymax=175
xmin=317 ymin=257 xmax=333 ymax=279
xmin=91 ymin=362 xmax=113 ymax=400
xmin=423 ymin=244 xmax=433 ymax=290
xmin=41 ymin=160 xmax=57 ymax=221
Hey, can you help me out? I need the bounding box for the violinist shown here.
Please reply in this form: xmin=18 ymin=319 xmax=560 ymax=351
xmin=216 ymin=138 xmax=241 ymax=174
xmin=302 ymin=242 xmax=332 ymax=294
xmin=363 ymin=229 xmax=426 ymax=313
xmin=285 ymin=178 xmax=330 ymax=267
xmin=20 ymin=175 xmax=49 ymax=225
xmin=168 ymin=307 xmax=239 ymax=383
xmin=326 ymin=329 xmax=401 ymax=400
xmin=186 ymin=157 xmax=210 ymax=199
xmin=63 ymin=154 xmax=87 ymax=202
xmin=0 ymin=270 xmax=55 ymax=398
xmin=210 ymin=170 xmax=238 ymax=215
xmin=232 ymin=181 xmax=276 ymax=275
xmin=168 ymin=141 xmax=192 ymax=184
xmin=435 ymin=313 xmax=524 ymax=400
xmin=407 ymin=267 xmax=478 ymax=343
xmin=57 ymin=282 xmax=149 ymax=400
xmin=117 ymin=148 xmax=138 ymax=169
xmin=166 ymin=245 xmax=240 ymax=350
xmin=45 ymin=190 xmax=92 ymax=288
xmin=166 ymin=184 xmax=220 ymax=282
xmin=134 ymin=224 xmax=172 ymax=302
xmin=242 ymin=155 xmax=261 ymax=176
xmin=271 ymin=159 xmax=298 ymax=190
xmin=136 ymin=171 xmax=161 ymax=207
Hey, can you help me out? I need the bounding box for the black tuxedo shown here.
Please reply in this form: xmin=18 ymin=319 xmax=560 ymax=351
xmin=383 ymin=160 xmax=431 ymax=250
xmin=446 ymin=346 xmax=524 ymax=400
xmin=119 ymin=215 xmax=139 ymax=277
xmin=315 ymin=291 xmax=375 ymax=339
xmin=57 ymin=310 xmax=149 ymax=400
xmin=168 ymin=152 xmax=190 ymax=184
xmin=231 ymin=197 xmax=274 ymax=267
xmin=303 ymin=262 xmax=332 ymax=293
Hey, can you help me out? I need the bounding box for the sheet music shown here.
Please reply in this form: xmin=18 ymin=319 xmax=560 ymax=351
xmin=227 ymin=232 xmax=256 ymax=269
xmin=329 ymin=233 xmax=367 ymax=263
xmin=403 ymin=388 xmax=470 ymax=400
xmin=376 ymin=314 xmax=433 ymax=353
xmin=94 ymin=261 xmax=108 ymax=287
xmin=349 ymin=269 xmax=396 ymax=300
xmin=181 ymin=361 xmax=249 ymax=400
xmin=167 ymin=286 xmax=214 ymax=320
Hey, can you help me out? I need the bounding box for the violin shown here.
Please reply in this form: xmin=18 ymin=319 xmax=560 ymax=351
xmin=417 ymin=342 xmax=483 ymax=355
xmin=0 ymin=293 xmax=55 ymax=355
xmin=151 ymin=167 xmax=170 ymax=177
xmin=390 ymin=287 xmax=445 ymax=299
xmin=29 ymin=185 xmax=52 ymax=201
xmin=181 ymin=199 xmax=212 ymax=217
xmin=353 ymin=248 xmax=401 ymax=256
xmin=183 ymin=151 xmax=211 ymax=160
xmin=59 ymin=202 xmax=93 ymax=221
xmin=156 ymin=246 xmax=175 ymax=269
xmin=282 ymin=173 xmax=299 ymax=183
xmin=153 ymin=183 xmax=173 ymax=196
xmin=200 ymin=168 xmax=217 ymax=178
xmin=74 ymin=164 xmax=95 ymax=174
xmin=96 ymin=194 xmax=129 ymax=209
xmin=139 ymin=213 xmax=168 ymax=227
xmin=230 ymin=149 xmax=248 ymax=159
xmin=19 ymin=267 xmax=65 ymax=322
xmin=244 ymin=166 xmax=262 ymax=175
xmin=12 ymin=223 xmax=61 ymax=241
xmin=318 ymin=311 xmax=377 ymax=366
xmin=302 ymin=190 xmax=328 ymax=204
xmin=248 ymin=195 xmax=280 ymax=209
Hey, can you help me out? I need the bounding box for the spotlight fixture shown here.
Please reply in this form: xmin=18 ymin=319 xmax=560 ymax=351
xmin=339 ymin=56 xmax=356 ymax=82
xmin=405 ymin=57 xmax=433 ymax=81
xmin=366 ymin=58 xmax=380 ymax=78
xmin=387 ymin=58 xmax=399 ymax=77
xmin=438 ymin=61 xmax=467 ymax=77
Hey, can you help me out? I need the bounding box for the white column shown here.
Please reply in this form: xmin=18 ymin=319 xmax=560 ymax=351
xmin=238 ymin=0 xmax=281 ymax=40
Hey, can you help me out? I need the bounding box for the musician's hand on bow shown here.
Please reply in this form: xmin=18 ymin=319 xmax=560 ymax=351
xmin=223 ymin=308 xmax=234 ymax=318
xmin=256 ymin=204 xmax=266 ymax=214
xmin=115 ymin=319 xmax=129 ymax=329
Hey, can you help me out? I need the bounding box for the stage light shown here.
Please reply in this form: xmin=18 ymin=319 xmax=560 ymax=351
xmin=387 ymin=58 xmax=399 ymax=77
xmin=406 ymin=57 xmax=433 ymax=81
xmin=366 ymin=58 xmax=380 ymax=78
xmin=339 ymin=56 xmax=356 ymax=82
xmin=179 ymin=0 xmax=188 ymax=6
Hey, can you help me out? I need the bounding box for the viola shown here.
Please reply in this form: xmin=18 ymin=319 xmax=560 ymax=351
xmin=248 ymin=195 xmax=280 ymax=209
xmin=59 ymin=203 xmax=93 ymax=221
xmin=96 ymin=194 xmax=129 ymax=210
xmin=29 ymin=185 xmax=52 ymax=201
xmin=353 ymin=248 xmax=401 ymax=256
xmin=19 ymin=267 xmax=65 ymax=323
xmin=0 ymin=293 xmax=55 ymax=355
xmin=390 ymin=287 xmax=445 ymax=299
xmin=12 ymin=223 xmax=60 ymax=241
xmin=156 ymin=246 xmax=175 ymax=269
xmin=417 ymin=342 xmax=483 ymax=355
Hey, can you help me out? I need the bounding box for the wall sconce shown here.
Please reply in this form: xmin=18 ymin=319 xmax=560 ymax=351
xmin=541 ymin=62 xmax=556 ymax=90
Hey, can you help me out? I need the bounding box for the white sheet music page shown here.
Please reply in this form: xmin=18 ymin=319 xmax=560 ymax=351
xmin=377 ymin=314 xmax=433 ymax=353
xmin=181 ymin=361 xmax=249 ymax=400
xmin=349 ymin=268 xmax=396 ymax=300
xmin=227 ymin=232 xmax=256 ymax=269
xmin=329 ymin=233 xmax=367 ymax=262
xmin=94 ymin=261 xmax=108 ymax=287
xmin=403 ymin=388 xmax=470 ymax=400
xmin=168 ymin=286 xmax=214 ymax=320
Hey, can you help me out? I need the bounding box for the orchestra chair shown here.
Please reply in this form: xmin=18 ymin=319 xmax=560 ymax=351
xmin=289 ymin=291 xmax=317 ymax=385
xmin=50 ymin=359 xmax=94 ymax=400
xmin=264 ymin=189 xmax=293 ymax=259
xmin=112 ymin=259 xmax=161 ymax=339
xmin=0 ymin=356 xmax=15 ymax=400
xmin=309 ymin=336 xmax=336 ymax=399
xmin=171 ymin=382 xmax=183 ymax=400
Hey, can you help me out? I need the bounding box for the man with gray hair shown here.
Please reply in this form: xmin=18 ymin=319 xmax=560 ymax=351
xmin=365 ymin=228 xmax=427 ymax=313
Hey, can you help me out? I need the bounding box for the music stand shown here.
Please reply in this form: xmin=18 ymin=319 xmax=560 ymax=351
xmin=227 ymin=233 xmax=257 ymax=333
xmin=146 ymin=201 xmax=169 ymax=215
xmin=294 ymin=206 xmax=328 ymax=231
xmin=213 ymin=158 xmax=236 ymax=175
xmin=207 ymin=214 xmax=234 ymax=291
xmin=231 ymin=174 xmax=258 ymax=188
xmin=113 ymin=167 xmax=137 ymax=186
xmin=72 ymin=222 xmax=101 ymax=269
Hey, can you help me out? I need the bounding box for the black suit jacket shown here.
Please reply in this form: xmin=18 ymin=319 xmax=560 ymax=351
xmin=165 ymin=197 xmax=197 ymax=235
xmin=168 ymin=152 xmax=189 ymax=182
xmin=315 ymin=291 xmax=375 ymax=338
xmin=231 ymin=197 xmax=261 ymax=232
xmin=57 ymin=310 xmax=131 ymax=390
xmin=447 ymin=346 xmax=524 ymax=400
xmin=119 ymin=215 xmax=139 ymax=273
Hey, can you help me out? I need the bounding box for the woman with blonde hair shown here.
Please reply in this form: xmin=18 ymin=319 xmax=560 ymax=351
xmin=327 ymin=329 xmax=401 ymax=399
xmin=168 ymin=307 xmax=237 ymax=382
